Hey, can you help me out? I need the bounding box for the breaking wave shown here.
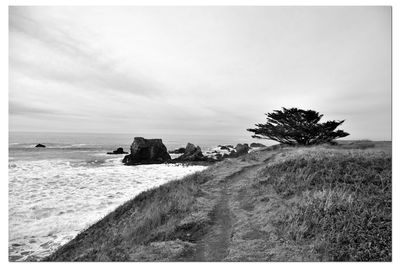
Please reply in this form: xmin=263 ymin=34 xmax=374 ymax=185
xmin=9 ymin=157 xmax=206 ymax=261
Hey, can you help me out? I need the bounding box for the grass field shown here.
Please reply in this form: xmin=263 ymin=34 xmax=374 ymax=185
xmin=260 ymin=147 xmax=391 ymax=261
xmin=44 ymin=142 xmax=391 ymax=262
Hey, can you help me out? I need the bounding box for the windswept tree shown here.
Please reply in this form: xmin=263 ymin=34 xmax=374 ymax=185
xmin=247 ymin=107 xmax=349 ymax=145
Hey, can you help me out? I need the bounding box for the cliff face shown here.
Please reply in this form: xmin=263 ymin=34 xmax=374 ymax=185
xmin=122 ymin=137 xmax=171 ymax=165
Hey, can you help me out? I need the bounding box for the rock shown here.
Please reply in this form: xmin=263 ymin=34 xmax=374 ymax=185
xmin=122 ymin=137 xmax=171 ymax=165
xmin=35 ymin=144 xmax=46 ymax=148
xmin=223 ymin=143 xmax=250 ymax=158
xmin=175 ymin=143 xmax=206 ymax=161
xmin=227 ymin=150 xmax=237 ymax=157
xmin=250 ymin=142 xmax=266 ymax=148
xmin=107 ymin=147 xmax=128 ymax=154
xmin=169 ymin=147 xmax=186 ymax=154
xmin=215 ymin=153 xmax=223 ymax=160
xmin=218 ymin=145 xmax=231 ymax=150
xmin=235 ymin=143 xmax=250 ymax=155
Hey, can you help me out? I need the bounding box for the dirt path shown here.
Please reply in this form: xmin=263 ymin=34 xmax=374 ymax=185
xmin=191 ymin=163 xmax=266 ymax=261
xmin=192 ymin=182 xmax=232 ymax=261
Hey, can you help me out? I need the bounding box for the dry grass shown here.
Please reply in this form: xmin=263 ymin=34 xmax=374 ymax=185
xmin=337 ymin=139 xmax=376 ymax=149
xmin=259 ymin=147 xmax=391 ymax=261
xmin=44 ymin=144 xmax=391 ymax=262
xmin=44 ymin=171 xmax=216 ymax=261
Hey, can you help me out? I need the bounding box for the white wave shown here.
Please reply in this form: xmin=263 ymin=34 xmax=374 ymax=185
xmin=9 ymin=159 xmax=206 ymax=261
xmin=70 ymin=144 xmax=88 ymax=147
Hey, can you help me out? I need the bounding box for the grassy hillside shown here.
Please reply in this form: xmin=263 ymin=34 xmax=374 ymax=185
xmin=45 ymin=143 xmax=391 ymax=262
xmin=257 ymin=147 xmax=391 ymax=261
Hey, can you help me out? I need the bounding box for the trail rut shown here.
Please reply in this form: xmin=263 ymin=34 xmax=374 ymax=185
xmin=190 ymin=163 xmax=267 ymax=261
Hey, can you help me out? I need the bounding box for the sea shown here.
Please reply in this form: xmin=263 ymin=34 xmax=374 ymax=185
xmin=8 ymin=131 xmax=262 ymax=261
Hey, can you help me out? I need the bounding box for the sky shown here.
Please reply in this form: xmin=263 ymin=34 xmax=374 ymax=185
xmin=9 ymin=6 xmax=391 ymax=140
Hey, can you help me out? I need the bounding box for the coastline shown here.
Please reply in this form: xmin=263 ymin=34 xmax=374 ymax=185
xmin=43 ymin=142 xmax=392 ymax=262
xmin=8 ymin=157 xmax=207 ymax=262
xmin=8 ymin=133 xmax=265 ymax=261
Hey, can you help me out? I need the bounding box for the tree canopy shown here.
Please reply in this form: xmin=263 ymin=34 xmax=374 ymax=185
xmin=247 ymin=107 xmax=349 ymax=145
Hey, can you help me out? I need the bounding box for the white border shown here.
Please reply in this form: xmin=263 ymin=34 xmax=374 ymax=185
xmin=1 ymin=1 xmax=397 ymax=266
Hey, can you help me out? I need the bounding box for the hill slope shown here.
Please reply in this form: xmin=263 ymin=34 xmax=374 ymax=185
xmin=45 ymin=144 xmax=391 ymax=261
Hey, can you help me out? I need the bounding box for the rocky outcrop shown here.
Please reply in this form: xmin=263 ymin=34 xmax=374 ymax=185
xmin=220 ymin=143 xmax=250 ymax=159
xmin=218 ymin=145 xmax=232 ymax=151
xmin=35 ymin=144 xmax=46 ymax=148
xmin=171 ymin=142 xmax=252 ymax=163
xmin=122 ymin=137 xmax=171 ymax=165
xmin=234 ymin=143 xmax=250 ymax=156
xmin=107 ymin=147 xmax=128 ymax=155
xmin=250 ymin=143 xmax=266 ymax=148
xmin=175 ymin=143 xmax=206 ymax=162
xmin=214 ymin=153 xmax=223 ymax=160
xmin=169 ymin=147 xmax=186 ymax=154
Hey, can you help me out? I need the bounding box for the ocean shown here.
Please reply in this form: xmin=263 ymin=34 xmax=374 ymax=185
xmin=8 ymin=132 xmax=263 ymax=261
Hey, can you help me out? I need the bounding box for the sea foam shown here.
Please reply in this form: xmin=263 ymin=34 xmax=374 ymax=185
xmin=9 ymin=157 xmax=206 ymax=261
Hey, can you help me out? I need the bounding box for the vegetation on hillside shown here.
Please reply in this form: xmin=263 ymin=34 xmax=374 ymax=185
xmin=44 ymin=170 xmax=217 ymax=261
xmin=44 ymin=143 xmax=391 ymax=262
xmin=260 ymin=148 xmax=391 ymax=261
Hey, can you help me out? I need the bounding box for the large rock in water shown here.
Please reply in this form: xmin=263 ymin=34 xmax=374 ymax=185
xmin=176 ymin=143 xmax=206 ymax=161
xmin=122 ymin=137 xmax=171 ymax=165
xmin=107 ymin=147 xmax=128 ymax=155
xmin=168 ymin=147 xmax=186 ymax=154
xmin=35 ymin=144 xmax=46 ymax=148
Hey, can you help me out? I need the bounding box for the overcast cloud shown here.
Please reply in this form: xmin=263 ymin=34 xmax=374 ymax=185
xmin=9 ymin=6 xmax=391 ymax=140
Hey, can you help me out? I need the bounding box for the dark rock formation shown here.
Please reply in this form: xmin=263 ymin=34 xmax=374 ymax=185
xmin=214 ymin=153 xmax=223 ymax=160
xmin=222 ymin=143 xmax=250 ymax=158
xmin=250 ymin=142 xmax=266 ymax=148
xmin=235 ymin=143 xmax=250 ymax=155
xmin=107 ymin=147 xmax=128 ymax=155
xmin=175 ymin=143 xmax=206 ymax=161
xmin=218 ymin=145 xmax=232 ymax=150
xmin=169 ymin=147 xmax=186 ymax=154
xmin=222 ymin=150 xmax=236 ymax=159
xmin=122 ymin=137 xmax=171 ymax=165
xmin=35 ymin=144 xmax=46 ymax=148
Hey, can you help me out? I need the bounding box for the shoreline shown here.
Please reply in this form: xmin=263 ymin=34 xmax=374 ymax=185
xmin=9 ymin=157 xmax=207 ymax=262
xmin=43 ymin=142 xmax=391 ymax=262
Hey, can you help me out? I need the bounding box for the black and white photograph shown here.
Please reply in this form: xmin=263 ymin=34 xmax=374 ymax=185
xmin=5 ymin=3 xmax=395 ymax=263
